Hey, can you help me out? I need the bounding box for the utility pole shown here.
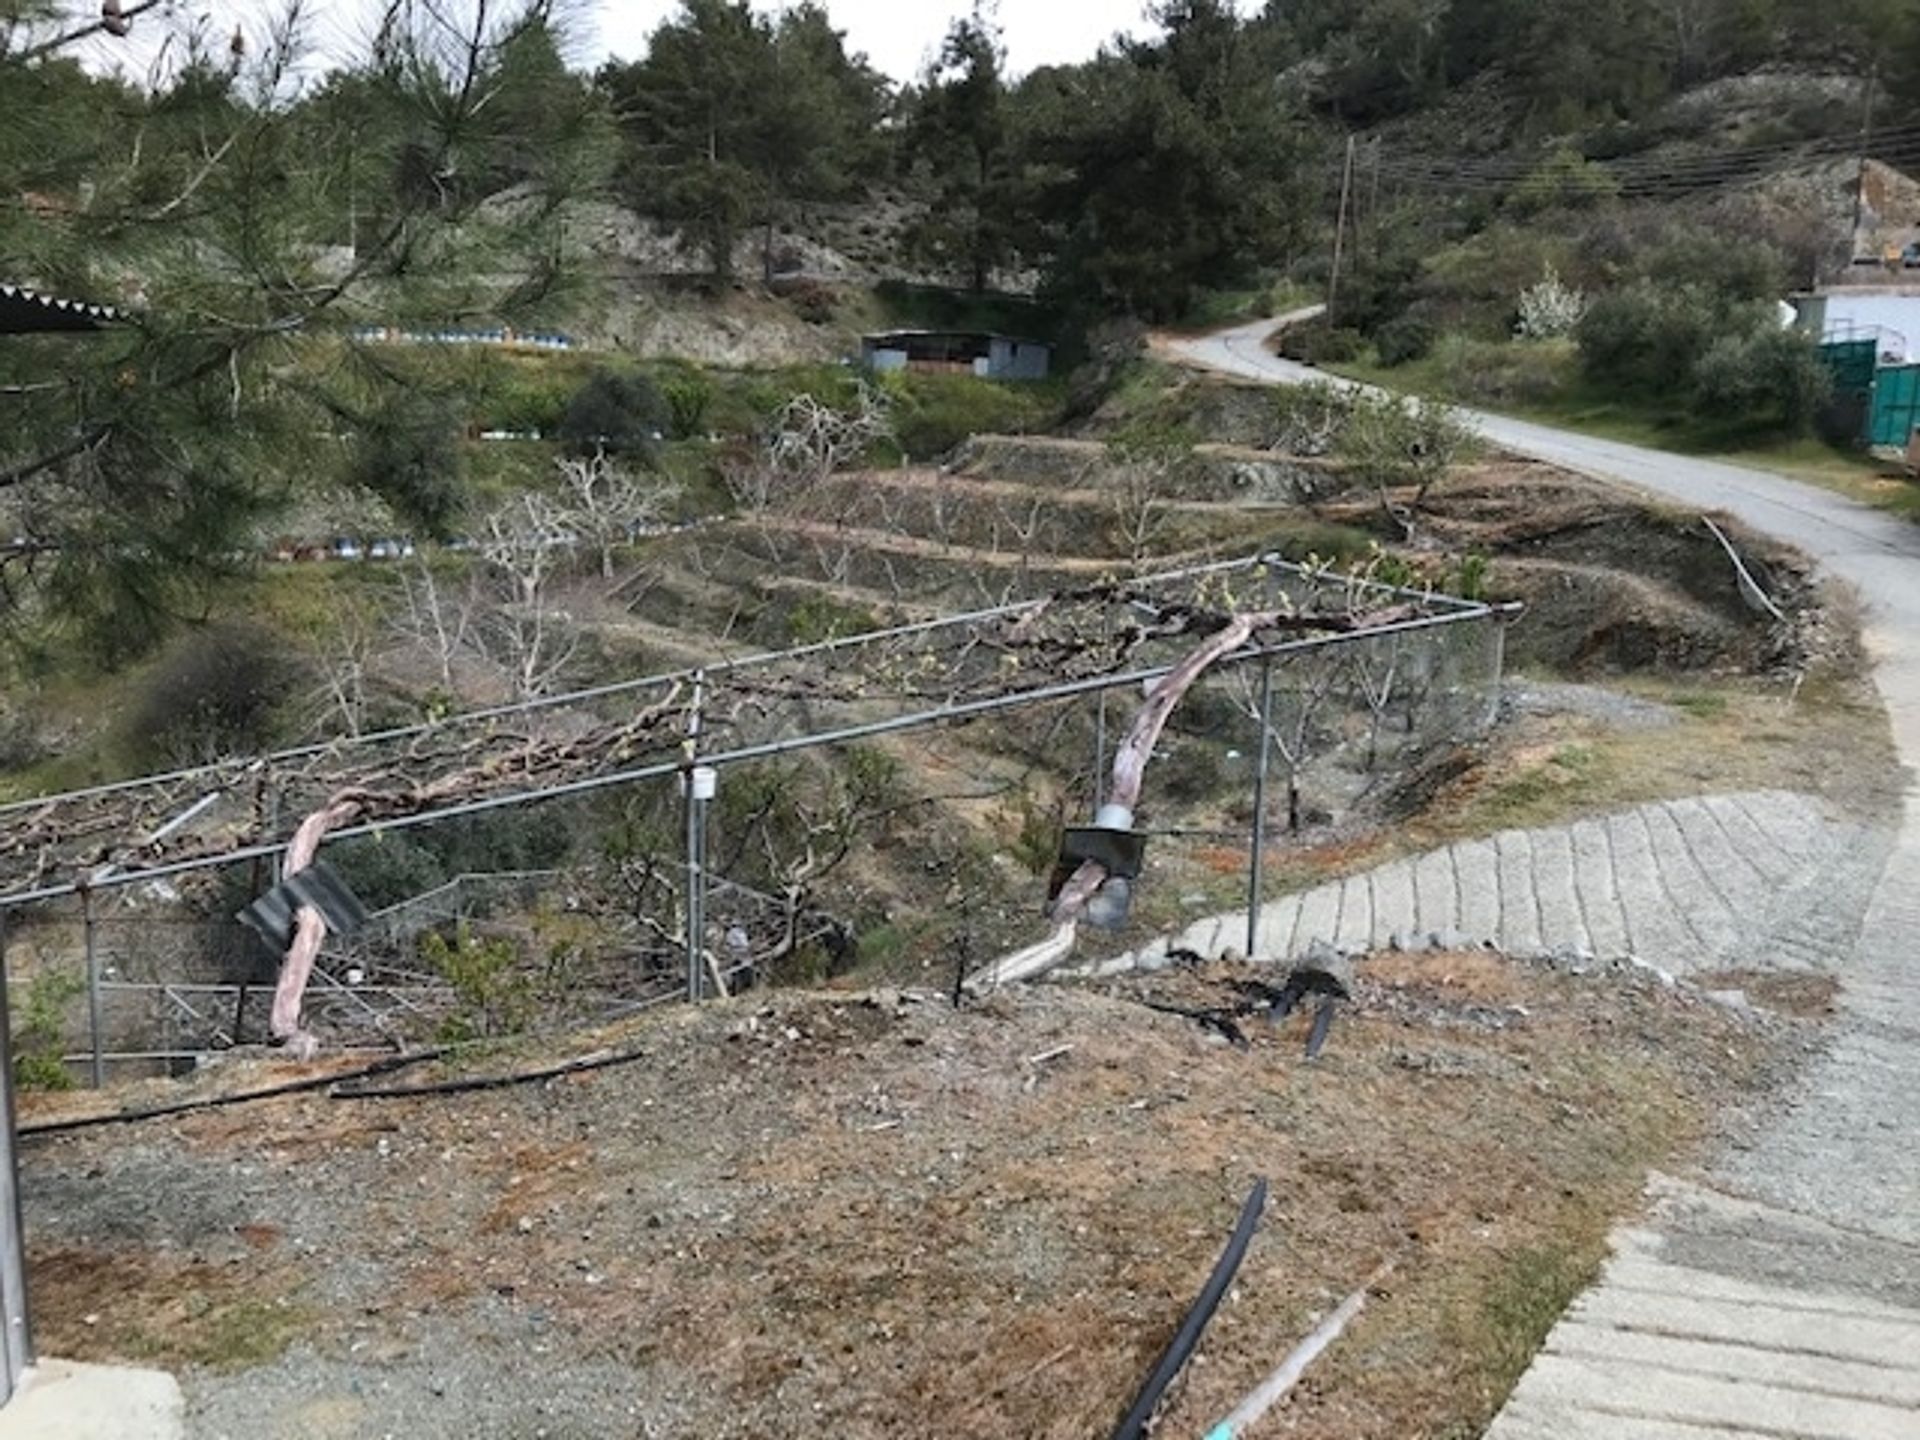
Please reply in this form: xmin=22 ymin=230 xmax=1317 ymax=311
xmin=1327 ymin=135 xmax=1357 ymax=325
xmin=1366 ymin=136 xmax=1383 ymax=258
xmin=1851 ymin=64 xmax=1879 ymax=262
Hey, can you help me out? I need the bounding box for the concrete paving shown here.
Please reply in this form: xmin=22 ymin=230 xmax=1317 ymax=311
xmin=1173 ymin=317 xmax=1920 ymax=1440
xmin=0 ymin=1360 xmax=183 ymax=1439
xmin=1096 ymin=790 xmax=1885 ymax=980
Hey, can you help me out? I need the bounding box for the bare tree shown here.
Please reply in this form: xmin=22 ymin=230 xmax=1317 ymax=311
xmin=303 ymin=603 xmax=378 ymax=738
xmin=391 ymin=556 xmax=478 ymax=697
xmin=1104 ymin=430 xmax=1192 ymax=567
xmin=1232 ymin=649 xmax=1345 ymax=833
xmin=1350 ymin=633 xmax=1404 ymax=772
xmin=477 ymin=496 xmax=579 ymax=700
xmin=548 ymin=448 xmax=673 ymax=583
xmin=1336 ymin=394 xmax=1478 ymax=543
xmin=726 ymin=387 xmax=893 ymax=514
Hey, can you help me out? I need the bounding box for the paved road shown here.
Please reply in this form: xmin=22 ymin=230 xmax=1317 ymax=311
xmin=1172 ymin=318 xmax=1920 ymax=1439
xmin=1093 ymin=791 xmax=1883 ymax=983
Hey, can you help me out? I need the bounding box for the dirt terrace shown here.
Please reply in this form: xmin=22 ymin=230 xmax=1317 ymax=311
xmin=18 ymin=954 xmax=1810 ymax=1439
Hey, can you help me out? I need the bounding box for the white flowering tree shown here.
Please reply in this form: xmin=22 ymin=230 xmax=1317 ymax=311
xmin=1516 ymin=265 xmax=1589 ymax=340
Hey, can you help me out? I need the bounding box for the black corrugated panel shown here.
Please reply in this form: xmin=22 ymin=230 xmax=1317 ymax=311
xmin=0 ymin=283 xmax=118 ymax=334
xmin=235 ymin=862 xmax=368 ymax=950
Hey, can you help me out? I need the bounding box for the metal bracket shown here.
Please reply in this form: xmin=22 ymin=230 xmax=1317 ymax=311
xmin=236 ymin=862 xmax=368 ymax=951
xmin=1047 ymin=825 xmax=1148 ymax=905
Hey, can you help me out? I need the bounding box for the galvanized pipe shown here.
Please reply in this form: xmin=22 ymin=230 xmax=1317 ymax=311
xmin=0 ymin=907 xmax=32 ymax=1397
xmin=1246 ymin=656 xmax=1276 ymax=957
xmin=1 ymin=606 xmax=1514 ymax=909
xmin=0 ymin=555 xmax=1499 ymax=824
xmin=82 ymin=889 xmax=103 ymax=1089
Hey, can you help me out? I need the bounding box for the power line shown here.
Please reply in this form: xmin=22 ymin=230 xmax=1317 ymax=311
xmin=1349 ymin=119 xmax=1920 ymax=186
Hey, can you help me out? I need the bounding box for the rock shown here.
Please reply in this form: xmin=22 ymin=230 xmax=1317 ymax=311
xmin=1294 ymin=941 xmax=1355 ymax=999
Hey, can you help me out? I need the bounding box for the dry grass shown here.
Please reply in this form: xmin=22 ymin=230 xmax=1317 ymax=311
xmin=20 ymin=954 xmax=1800 ymax=1438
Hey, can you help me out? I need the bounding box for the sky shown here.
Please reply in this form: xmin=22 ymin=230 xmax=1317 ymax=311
xmin=592 ymin=2 xmax=1153 ymax=81
xmin=71 ymin=0 xmax=1167 ymax=87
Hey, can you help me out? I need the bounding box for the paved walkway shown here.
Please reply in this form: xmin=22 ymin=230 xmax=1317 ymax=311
xmin=1093 ymin=791 xmax=1887 ymax=981
xmin=1173 ymin=318 xmax=1920 ymax=1439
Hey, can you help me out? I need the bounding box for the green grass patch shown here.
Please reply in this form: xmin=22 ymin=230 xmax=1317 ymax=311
xmin=1471 ymin=1242 xmax=1603 ymax=1401
xmin=134 ymin=1295 xmax=314 ymax=1373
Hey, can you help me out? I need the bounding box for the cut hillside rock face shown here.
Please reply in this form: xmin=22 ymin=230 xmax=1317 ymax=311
xmin=948 ymin=433 xmax=1351 ymax=505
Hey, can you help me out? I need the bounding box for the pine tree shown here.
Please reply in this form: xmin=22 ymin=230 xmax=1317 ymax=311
xmin=905 ymin=6 xmax=1018 ymax=293
xmin=0 ymin=2 xmax=604 ymax=658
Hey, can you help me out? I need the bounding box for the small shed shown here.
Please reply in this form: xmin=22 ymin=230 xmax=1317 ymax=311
xmin=861 ymin=330 xmax=1052 ymax=381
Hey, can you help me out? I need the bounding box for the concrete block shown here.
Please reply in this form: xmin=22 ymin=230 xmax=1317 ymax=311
xmin=0 ymin=1360 xmax=184 ymax=1440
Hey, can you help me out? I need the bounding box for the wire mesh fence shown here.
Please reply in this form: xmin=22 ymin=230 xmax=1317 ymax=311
xmin=0 ymin=553 xmax=1510 ymax=1083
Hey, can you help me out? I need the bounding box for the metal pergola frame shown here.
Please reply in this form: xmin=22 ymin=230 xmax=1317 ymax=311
xmin=0 ymin=553 xmax=1509 ymax=1396
xmin=0 ymin=605 xmax=1495 ymax=910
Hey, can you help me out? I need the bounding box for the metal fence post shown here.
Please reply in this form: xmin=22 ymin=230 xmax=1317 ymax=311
xmin=1486 ymin=610 xmax=1509 ymax=731
xmin=1246 ymin=656 xmax=1276 ymax=958
xmin=81 ymin=889 xmax=102 ymax=1089
xmin=0 ymin=906 xmax=34 ymax=1399
xmin=684 ymin=671 xmax=708 ymax=1003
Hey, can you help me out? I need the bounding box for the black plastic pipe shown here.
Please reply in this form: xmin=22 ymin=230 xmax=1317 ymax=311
xmin=1111 ymin=1176 xmax=1270 ymax=1440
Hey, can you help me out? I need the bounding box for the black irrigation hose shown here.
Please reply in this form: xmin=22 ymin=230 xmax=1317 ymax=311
xmin=17 ymin=1049 xmax=440 ymax=1139
xmin=1111 ymin=1176 xmax=1270 ymax=1440
xmin=330 ymin=1045 xmax=650 ymax=1100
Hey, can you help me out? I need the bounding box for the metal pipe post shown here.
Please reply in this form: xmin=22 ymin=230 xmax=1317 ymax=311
xmin=1093 ymin=689 xmax=1109 ymax=808
xmin=684 ymin=671 xmax=708 ymax=1003
xmin=81 ymin=890 xmax=102 ymax=1089
xmin=1246 ymin=657 xmax=1276 ymax=957
xmin=0 ymin=907 xmax=33 ymax=1398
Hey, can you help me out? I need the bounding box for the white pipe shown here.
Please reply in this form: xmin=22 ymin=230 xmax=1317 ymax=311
xmin=1204 ymin=1263 xmax=1393 ymax=1439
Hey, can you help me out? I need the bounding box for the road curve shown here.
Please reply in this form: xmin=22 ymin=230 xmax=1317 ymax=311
xmin=1171 ymin=313 xmax=1920 ymax=766
xmin=1170 ymin=315 xmax=1920 ymax=1438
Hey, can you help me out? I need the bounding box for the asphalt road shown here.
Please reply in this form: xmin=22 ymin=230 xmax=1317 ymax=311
xmin=1175 ymin=313 xmax=1920 ymax=769
xmin=1172 ymin=314 xmax=1920 ymax=1439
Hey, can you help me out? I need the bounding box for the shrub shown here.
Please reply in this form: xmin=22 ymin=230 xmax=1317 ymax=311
xmin=1575 ymin=281 xmax=1719 ymax=396
xmin=12 ymin=966 xmax=82 ymax=1091
xmin=1431 ymin=334 xmax=1578 ymax=409
xmin=1507 ymin=150 xmax=1620 ymax=216
xmin=349 ymin=393 xmax=465 ymax=537
xmin=1064 ymin=318 xmax=1147 ymax=422
xmin=1691 ymin=323 xmax=1831 ymax=436
xmin=1373 ymin=313 xmax=1436 ymax=367
xmin=325 ymin=832 xmax=449 ymax=913
xmin=784 ymin=592 xmax=879 ymax=645
xmin=1159 ymin=740 xmax=1229 ymax=804
xmin=1271 ymin=381 xmax=1356 ymax=455
xmin=1337 ymin=393 xmax=1479 ymax=534
xmin=662 ymin=373 xmax=713 ymax=440
xmin=422 ymin=924 xmax=531 ymax=1042
xmin=557 ymin=368 xmax=668 ymax=461
xmin=1277 ymin=320 xmax=1364 ymax=365
xmin=0 ymin=706 xmax=45 ymax=772
xmin=1418 ymin=225 xmax=1578 ymax=335
xmin=787 ymin=281 xmax=839 ymax=325
xmin=889 ymin=376 xmax=1053 ymax=460
xmin=485 ymin=361 xmax=574 ymax=434
xmin=131 ymin=621 xmax=306 ymax=768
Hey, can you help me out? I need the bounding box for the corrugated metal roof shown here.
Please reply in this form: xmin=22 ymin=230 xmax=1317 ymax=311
xmin=0 ymin=282 xmax=120 ymax=334
xmin=862 ymin=329 xmax=1050 ymax=348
